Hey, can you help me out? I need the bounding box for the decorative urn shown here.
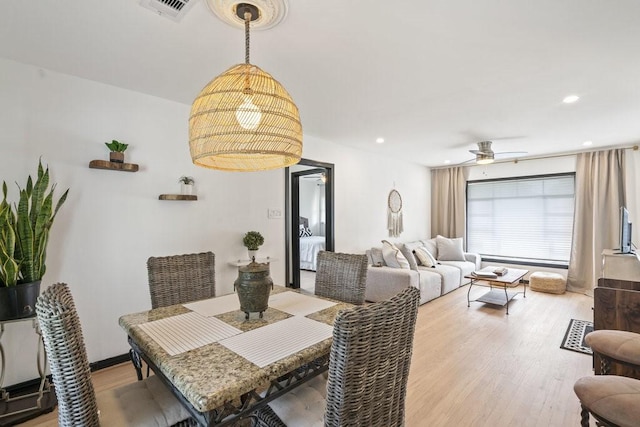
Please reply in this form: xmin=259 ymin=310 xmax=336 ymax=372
xmin=234 ymin=261 xmax=273 ymax=319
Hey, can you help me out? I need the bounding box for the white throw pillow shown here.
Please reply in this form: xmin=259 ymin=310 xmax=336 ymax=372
xmin=420 ymin=238 xmax=438 ymax=259
xmin=381 ymin=240 xmax=410 ymax=269
xmin=369 ymin=247 xmax=385 ymax=266
xmin=436 ymin=235 xmax=465 ymax=261
xmin=399 ymin=244 xmax=419 ymax=271
xmin=414 ymin=246 xmax=437 ymax=267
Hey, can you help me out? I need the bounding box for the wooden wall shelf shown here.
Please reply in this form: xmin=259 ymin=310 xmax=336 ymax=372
xmin=159 ymin=194 xmax=198 ymax=201
xmin=89 ymin=160 xmax=139 ymax=172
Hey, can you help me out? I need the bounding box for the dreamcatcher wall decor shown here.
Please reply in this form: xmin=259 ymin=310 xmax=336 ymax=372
xmin=387 ymin=189 xmax=403 ymax=237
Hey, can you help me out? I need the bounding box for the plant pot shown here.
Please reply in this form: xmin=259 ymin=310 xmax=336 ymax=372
xmin=110 ymin=152 xmax=124 ymax=163
xmin=181 ymin=183 xmax=193 ymax=195
xmin=247 ymin=250 xmax=258 ymax=261
xmin=0 ymin=281 xmax=41 ymax=321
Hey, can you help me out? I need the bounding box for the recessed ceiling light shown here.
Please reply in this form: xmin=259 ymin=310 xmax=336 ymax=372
xmin=444 ymin=160 xmax=451 ymax=164
xmin=563 ymin=95 xmax=580 ymax=104
xmin=375 ymin=137 xmax=384 ymax=144
xmin=583 ymin=140 xmax=593 ymax=146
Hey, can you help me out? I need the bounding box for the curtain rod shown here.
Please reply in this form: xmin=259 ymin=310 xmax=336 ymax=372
xmin=430 ymin=144 xmax=639 ymax=170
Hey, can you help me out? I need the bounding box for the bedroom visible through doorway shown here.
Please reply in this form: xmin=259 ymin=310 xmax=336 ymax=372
xmin=286 ymin=159 xmax=334 ymax=290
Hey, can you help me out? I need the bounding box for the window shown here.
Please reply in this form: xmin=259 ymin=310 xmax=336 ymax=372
xmin=466 ymin=173 xmax=575 ymax=267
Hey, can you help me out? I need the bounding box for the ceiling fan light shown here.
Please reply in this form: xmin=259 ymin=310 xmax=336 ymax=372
xmin=476 ymin=152 xmax=495 ymax=165
xmin=476 ymin=158 xmax=494 ymax=165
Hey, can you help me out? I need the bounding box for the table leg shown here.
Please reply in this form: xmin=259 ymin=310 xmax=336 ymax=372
xmin=129 ymin=348 xmax=143 ymax=381
xmin=467 ymin=279 xmax=475 ymax=307
xmin=504 ymin=286 xmax=509 ymax=315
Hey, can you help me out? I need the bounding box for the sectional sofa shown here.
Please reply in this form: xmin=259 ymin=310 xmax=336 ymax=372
xmin=365 ymin=236 xmax=481 ymax=305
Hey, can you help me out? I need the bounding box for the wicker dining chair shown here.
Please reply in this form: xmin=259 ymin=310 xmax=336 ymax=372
xmin=262 ymin=286 xmax=421 ymax=427
xmin=314 ymin=251 xmax=368 ymax=305
xmin=36 ymin=283 xmax=195 ymax=426
xmin=147 ymin=251 xmax=216 ymax=308
xmin=131 ymin=251 xmax=217 ymax=379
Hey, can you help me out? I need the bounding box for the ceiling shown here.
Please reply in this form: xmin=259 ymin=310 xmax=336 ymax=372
xmin=2 ymin=0 xmax=640 ymax=167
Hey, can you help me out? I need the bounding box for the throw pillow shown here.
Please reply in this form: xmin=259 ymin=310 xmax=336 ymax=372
xmin=369 ymin=247 xmax=385 ymax=266
xmin=399 ymin=244 xmax=419 ymax=271
xmin=420 ymin=238 xmax=438 ymax=259
xmin=299 ymin=227 xmax=312 ymax=237
xmin=414 ymin=246 xmax=437 ymax=267
xmin=381 ymin=240 xmax=410 ymax=269
xmin=436 ymin=235 xmax=465 ymax=261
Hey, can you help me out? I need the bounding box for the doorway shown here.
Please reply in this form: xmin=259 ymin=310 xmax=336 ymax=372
xmin=285 ymin=159 xmax=335 ymax=289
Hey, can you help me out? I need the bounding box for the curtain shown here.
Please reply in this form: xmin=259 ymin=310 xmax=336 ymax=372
xmin=431 ymin=167 xmax=466 ymax=239
xmin=567 ymin=149 xmax=626 ymax=295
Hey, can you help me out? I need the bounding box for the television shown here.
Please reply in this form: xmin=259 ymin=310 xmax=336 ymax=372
xmin=618 ymin=206 xmax=634 ymax=254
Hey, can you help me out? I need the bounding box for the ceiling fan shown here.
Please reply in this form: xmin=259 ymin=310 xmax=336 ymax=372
xmin=465 ymin=141 xmax=528 ymax=165
xmin=302 ymin=173 xmax=327 ymax=183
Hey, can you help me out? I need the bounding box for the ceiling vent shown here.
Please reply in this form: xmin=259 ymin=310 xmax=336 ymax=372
xmin=139 ymin=0 xmax=195 ymax=22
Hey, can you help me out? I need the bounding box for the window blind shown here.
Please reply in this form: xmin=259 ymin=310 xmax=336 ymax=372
xmin=466 ymin=174 xmax=575 ymax=264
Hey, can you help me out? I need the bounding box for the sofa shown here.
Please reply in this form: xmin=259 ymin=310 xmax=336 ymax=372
xmin=365 ymin=236 xmax=481 ymax=305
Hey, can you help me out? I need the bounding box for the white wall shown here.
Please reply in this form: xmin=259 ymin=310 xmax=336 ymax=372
xmin=0 ymin=58 xmax=430 ymax=385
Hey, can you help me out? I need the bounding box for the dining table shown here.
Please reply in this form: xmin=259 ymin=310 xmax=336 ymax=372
xmin=119 ymin=285 xmax=352 ymax=426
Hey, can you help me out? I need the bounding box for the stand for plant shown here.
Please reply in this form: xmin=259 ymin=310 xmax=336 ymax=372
xmin=0 ymin=317 xmax=57 ymax=425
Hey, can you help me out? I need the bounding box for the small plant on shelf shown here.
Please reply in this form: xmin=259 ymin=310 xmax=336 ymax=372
xmin=105 ymin=140 xmax=129 ymax=163
xmin=243 ymin=231 xmax=264 ymax=260
xmin=179 ymin=176 xmax=194 ymax=195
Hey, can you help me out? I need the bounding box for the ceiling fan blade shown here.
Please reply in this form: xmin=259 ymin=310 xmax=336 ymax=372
xmin=494 ymin=151 xmax=528 ymax=159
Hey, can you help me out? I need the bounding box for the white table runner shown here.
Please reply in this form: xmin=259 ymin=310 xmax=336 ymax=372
xmin=138 ymin=312 xmax=242 ymax=356
xmin=182 ymin=293 xmax=239 ymax=317
xmin=219 ymin=316 xmax=333 ymax=368
xmin=268 ymin=291 xmax=337 ymax=316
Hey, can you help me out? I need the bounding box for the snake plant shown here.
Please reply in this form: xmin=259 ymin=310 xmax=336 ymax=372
xmin=0 ymin=183 xmax=19 ymax=286
xmin=0 ymin=160 xmax=69 ymax=287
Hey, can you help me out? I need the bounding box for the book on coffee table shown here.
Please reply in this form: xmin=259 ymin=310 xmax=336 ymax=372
xmin=472 ymin=271 xmax=498 ymax=279
xmin=493 ymin=267 xmax=508 ymax=276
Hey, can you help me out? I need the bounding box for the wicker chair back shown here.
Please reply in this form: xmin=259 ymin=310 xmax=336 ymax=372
xmin=36 ymin=283 xmax=100 ymax=426
xmin=147 ymin=251 xmax=215 ymax=308
xmin=314 ymin=251 xmax=368 ymax=305
xmin=325 ymin=286 xmax=420 ymax=426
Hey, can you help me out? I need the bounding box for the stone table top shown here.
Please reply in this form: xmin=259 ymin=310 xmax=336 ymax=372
xmin=119 ymin=285 xmax=352 ymax=413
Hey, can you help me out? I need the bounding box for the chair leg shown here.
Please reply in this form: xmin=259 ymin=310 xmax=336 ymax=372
xmin=600 ymin=356 xmax=611 ymax=375
xmin=580 ymin=405 xmax=590 ymax=427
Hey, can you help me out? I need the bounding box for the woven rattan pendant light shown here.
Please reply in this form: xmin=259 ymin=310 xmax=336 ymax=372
xmin=189 ymin=3 xmax=302 ymax=172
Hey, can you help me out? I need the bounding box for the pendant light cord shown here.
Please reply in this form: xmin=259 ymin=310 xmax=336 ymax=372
xmin=244 ymin=8 xmax=251 ymax=65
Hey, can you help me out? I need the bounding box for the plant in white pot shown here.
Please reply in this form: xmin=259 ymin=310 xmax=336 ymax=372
xmin=0 ymin=160 xmax=68 ymax=320
xmin=178 ymin=176 xmax=195 ymax=195
xmin=242 ymin=231 xmax=264 ymax=261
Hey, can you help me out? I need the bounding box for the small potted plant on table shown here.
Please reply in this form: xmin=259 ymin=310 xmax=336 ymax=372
xmin=243 ymin=231 xmax=264 ymax=261
xmin=105 ymin=140 xmax=128 ymax=163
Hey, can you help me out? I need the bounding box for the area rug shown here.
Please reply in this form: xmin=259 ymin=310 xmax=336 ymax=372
xmin=560 ymin=319 xmax=594 ymax=355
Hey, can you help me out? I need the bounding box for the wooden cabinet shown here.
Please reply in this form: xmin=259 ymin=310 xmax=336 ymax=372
xmin=594 ymin=278 xmax=640 ymax=377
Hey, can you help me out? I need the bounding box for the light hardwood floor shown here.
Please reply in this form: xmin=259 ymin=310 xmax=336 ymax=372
xmin=20 ymin=284 xmax=595 ymax=426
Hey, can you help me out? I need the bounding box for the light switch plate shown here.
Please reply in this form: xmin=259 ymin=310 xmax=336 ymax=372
xmin=268 ymin=208 xmax=282 ymax=219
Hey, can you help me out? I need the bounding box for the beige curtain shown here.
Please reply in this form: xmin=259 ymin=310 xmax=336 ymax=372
xmin=431 ymin=167 xmax=466 ymax=238
xmin=567 ymin=149 xmax=626 ymax=295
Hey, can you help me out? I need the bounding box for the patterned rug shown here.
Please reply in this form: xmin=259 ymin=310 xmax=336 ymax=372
xmin=560 ymin=319 xmax=594 ymax=355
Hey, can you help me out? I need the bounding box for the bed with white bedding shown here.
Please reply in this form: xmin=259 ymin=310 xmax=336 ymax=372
xmin=300 ymin=235 xmax=325 ymax=271
xmin=299 ymin=216 xmax=325 ymax=271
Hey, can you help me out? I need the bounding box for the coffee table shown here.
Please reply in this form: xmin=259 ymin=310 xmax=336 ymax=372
xmin=465 ymin=267 xmax=528 ymax=315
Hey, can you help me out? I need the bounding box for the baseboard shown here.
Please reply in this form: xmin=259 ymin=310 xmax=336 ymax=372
xmin=89 ymin=353 xmax=131 ymax=372
xmin=5 ymin=353 xmax=130 ymax=394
